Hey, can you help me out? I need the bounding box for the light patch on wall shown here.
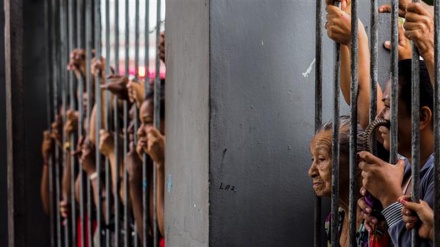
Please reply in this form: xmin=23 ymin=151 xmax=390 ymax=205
xmin=302 ymin=58 xmax=316 ymax=78
xmin=167 ymin=174 xmax=172 ymax=193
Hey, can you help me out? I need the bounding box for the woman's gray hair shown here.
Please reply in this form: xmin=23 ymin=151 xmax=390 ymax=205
xmin=317 ymin=115 xmax=365 ymax=157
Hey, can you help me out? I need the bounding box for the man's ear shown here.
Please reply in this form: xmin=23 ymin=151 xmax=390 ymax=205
xmin=419 ymin=106 xmax=433 ymax=130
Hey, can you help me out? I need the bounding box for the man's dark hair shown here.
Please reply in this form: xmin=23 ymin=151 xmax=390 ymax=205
xmin=398 ymin=59 xmax=433 ymax=115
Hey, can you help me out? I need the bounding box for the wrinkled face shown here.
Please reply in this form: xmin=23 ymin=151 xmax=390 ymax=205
xmin=308 ymin=130 xmax=332 ymax=197
xmin=376 ymin=81 xmax=412 ymax=155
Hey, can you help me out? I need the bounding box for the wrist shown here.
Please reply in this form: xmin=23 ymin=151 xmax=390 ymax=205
xmin=85 ymin=167 xmax=96 ymax=177
xmin=380 ymin=193 xmax=401 ymax=208
xmin=89 ymin=172 xmax=98 ymax=181
xmin=421 ymin=50 xmax=434 ymax=65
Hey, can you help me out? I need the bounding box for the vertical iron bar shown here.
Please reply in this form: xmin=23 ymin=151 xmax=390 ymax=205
xmin=153 ymin=0 xmax=162 ymax=246
xmin=104 ymin=0 xmax=116 ymax=245
xmin=434 ymin=0 xmax=440 ymax=245
xmin=45 ymin=0 xmax=55 ymax=246
xmin=85 ymin=0 xmax=94 ymax=245
xmin=349 ymin=0 xmax=358 ymax=246
xmin=135 ymin=0 xmax=140 ymax=80
xmin=114 ymin=0 xmax=129 ymax=246
xmin=124 ymin=0 xmax=133 ymax=245
xmin=52 ymin=1 xmax=63 ymax=245
xmin=125 ymin=0 xmax=130 ymax=76
xmin=94 ymin=0 xmax=103 ymax=246
xmin=143 ymin=1 xmax=151 ymax=246
xmin=77 ymin=0 xmax=86 ymax=246
xmin=330 ymin=2 xmax=341 ymax=246
xmin=134 ymin=1 xmax=142 ymax=244
xmin=134 ymin=0 xmax=140 ymax=154
xmin=113 ymin=101 xmax=121 ymax=246
xmin=313 ymin=0 xmax=322 ymax=246
xmin=60 ymin=0 xmax=70 ymax=245
xmin=115 ymin=0 xmax=120 ymax=75
xmin=67 ymin=0 xmax=78 ymax=245
xmin=410 ymin=2 xmax=421 ymax=247
xmin=370 ymin=0 xmax=378 ymax=127
xmin=390 ymin=0 xmax=399 ymax=164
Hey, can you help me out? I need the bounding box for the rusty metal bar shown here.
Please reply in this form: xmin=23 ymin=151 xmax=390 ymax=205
xmin=94 ymin=0 xmax=103 ymax=245
xmin=60 ymin=0 xmax=71 ymax=244
xmin=153 ymin=1 xmax=162 ymax=246
xmin=85 ymin=0 xmax=94 ymax=245
xmin=434 ymin=0 xmax=440 ymax=245
xmin=369 ymin=0 xmax=378 ymax=135
xmin=330 ymin=1 xmax=341 ymax=246
xmin=390 ymin=0 xmax=399 ymax=164
xmin=77 ymin=1 xmax=86 ymax=246
xmin=143 ymin=0 xmax=151 ymax=246
xmin=67 ymin=0 xmax=78 ymax=245
xmin=349 ymin=0 xmax=358 ymax=245
xmin=124 ymin=0 xmax=133 ymax=245
xmin=313 ymin=0 xmax=322 ymax=246
xmin=76 ymin=0 xmax=87 ymax=245
xmin=410 ymin=1 xmax=421 ymax=246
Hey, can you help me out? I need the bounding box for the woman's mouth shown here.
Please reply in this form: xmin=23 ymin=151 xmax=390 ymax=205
xmin=313 ymin=181 xmax=322 ymax=188
xmin=138 ymin=139 xmax=147 ymax=147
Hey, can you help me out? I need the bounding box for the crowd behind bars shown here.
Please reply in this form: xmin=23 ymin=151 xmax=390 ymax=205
xmin=40 ymin=2 xmax=167 ymax=243
xmin=310 ymin=0 xmax=437 ymax=246
xmin=37 ymin=0 xmax=440 ymax=246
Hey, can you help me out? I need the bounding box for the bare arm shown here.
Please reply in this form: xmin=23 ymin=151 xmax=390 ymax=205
xmin=130 ymin=174 xmax=144 ymax=243
xmin=341 ymin=30 xmax=384 ymax=129
xmin=41 ymin=164 xmax=50 ymax=215
xmin=62 ymin=152 xmax=72 ymax=201
xmin=326 ymin=4 xmax=383 ymax=129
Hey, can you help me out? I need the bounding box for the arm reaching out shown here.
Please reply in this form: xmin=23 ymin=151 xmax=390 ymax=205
xmin=325 ymin=1 xmax=383 ymax=129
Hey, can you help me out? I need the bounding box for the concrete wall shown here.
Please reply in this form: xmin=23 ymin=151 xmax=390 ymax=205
xmin=164 ymin=0 xmax=210 ymax=246
xmin=157 ymin=0 xmax=390 ymax=246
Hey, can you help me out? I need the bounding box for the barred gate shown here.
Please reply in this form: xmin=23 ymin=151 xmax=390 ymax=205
xmin=313 ymin=0 xmax=440 ymax=246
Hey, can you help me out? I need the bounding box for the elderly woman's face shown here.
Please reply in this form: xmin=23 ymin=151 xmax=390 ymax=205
xmin=308 ymin=130 xmax=332 ymax=197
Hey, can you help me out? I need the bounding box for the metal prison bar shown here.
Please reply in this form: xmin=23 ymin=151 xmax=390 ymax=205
xmin=434 ymin=0 xmax=440 ymax=245
xmin=41 ymin=0 xmax=163 ymax=246
xmin=410 ymin=1 xmax=421 ymax=247
xmin=317 ymin=0 xmax=440 ymax=246
xmin=349 ymin=0 xmax=358 ymax=246
xmin=330 ymin=1 xmax=341 ymax=246
xmin=313 ymin=0 xmax=322 ymax=246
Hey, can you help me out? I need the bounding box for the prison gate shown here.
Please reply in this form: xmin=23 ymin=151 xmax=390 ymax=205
xmin=3 ymin=0 xmax=440 ymax=246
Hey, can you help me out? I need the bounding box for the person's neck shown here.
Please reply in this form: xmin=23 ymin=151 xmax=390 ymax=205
xmin=402 ymin=131 xmax=434 ymax=168
xmin=403 ymin=130 xmax=434 ymax=168
xmin=420 ymin=130 xmax=434 ymax=167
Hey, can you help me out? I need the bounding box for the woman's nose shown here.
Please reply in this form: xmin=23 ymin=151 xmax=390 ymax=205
xmin=137 ymin=124 xmax=145 ymax=139
xmin=308 ymin=163 xmax=317 ymax=178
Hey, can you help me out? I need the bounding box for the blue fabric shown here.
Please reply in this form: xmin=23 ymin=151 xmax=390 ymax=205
xmin=382 ymin=154 xmax=434 ymax=247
